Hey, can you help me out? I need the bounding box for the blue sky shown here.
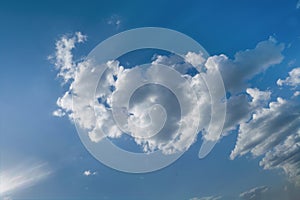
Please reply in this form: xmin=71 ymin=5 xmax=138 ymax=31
xmin=1 ymin=0 xmax=300 ymax=200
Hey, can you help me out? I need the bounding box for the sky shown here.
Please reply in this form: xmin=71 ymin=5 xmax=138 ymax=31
xmin=1 ymin=0 xmax=300 ymax=200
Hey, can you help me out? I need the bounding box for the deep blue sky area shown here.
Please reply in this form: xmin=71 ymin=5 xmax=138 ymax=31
xmin=1 ymin=0 xmax=300 ymax=200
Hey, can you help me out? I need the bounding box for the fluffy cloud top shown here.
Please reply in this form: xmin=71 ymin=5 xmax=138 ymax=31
xmin=51 ymin=32 xmax=209 ymax=155
xmin=208 ymin=37 xmax=284 ymax=93
xmin=277 ymin=67 xmax=300 ymax=87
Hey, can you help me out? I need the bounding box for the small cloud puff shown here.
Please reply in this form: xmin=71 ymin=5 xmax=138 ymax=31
xmin=83 ymin=170 xmax=97 ymax=176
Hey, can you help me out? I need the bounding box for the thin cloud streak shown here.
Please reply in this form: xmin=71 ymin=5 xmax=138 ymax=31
xmin=0 ymin=162 xmax=51 ymax=196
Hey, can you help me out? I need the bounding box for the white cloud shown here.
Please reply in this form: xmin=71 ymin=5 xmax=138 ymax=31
xmin=190 ymin=196 xmax=222 ymax=200
xmin=51 ymin=35 xmax=122 ymax=142
xmin=185 ymin=52 xmax=206 ymax=68
xmin=0 ymin=162 xmax=51 ymax=196
xmin=196 ymin=38 xmax=283 ymax=139
xmin=229 ymin=64 xmax=300 ymax=185
xmin=246 ymin=88 xmax=271 ymax=108
xmin=260 ymin=131 xmax=300 ymax=185
xmin=49 ymin=32 xmax=87 ymax=84
xmin=277 ymin=67 xmax=300 ymax=87
xmin=230 ymin=93 xmax=300 ymax=184
xmin=222 ymin=88 xmax=271 ymax=134
xmin=240 ymin=186 xmax=268 ymax=200
xmin=183 ymin=38 xmax=283 ymax=140
xmin=52 ymin=109 xmax=65 ymax=117
xmin=297 ymin=0 xmax=300 ymax=9
xmin=51 ymin=33 xmax=300 ymax=185
xmin=75 ymin=32 xmax=87 ymax=43
xmin=208 ymin=37 xmax=284 ymax=94
xmin=83 ymin=170 xmax=97 ymax=176
xmin=51 ymin=33 xmax=211 ymax=155
xmin=231 ymin=97 xmax=300 ymax=158
xmin=103 ymin=60 xmax=204 ymax=154
xmin=51 ymin=34 xmax=284 ymax=152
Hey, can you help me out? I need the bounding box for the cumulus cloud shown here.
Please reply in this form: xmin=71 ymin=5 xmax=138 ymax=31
xmin=239 ymin=186 xmax=268 ymax=200
xmin=0 ymin=162 xmax=51 ymax=196
xmin=260 ymin=131 xmax=300 ymax=185
xmin=230 ymin=97 xmax=299 ymax=158
xmin=196 ymin=37 xmax=283 ymax=139
xmin=208 ymin=37 xmax=284 ymax=94
xmin=222 ymin=88 xmax=271 ymax=134
xmin=185 ymin=52 xmax=206 ymax=68
xmin=51 ymin=34 xmax=284 ymax=151
xmin=277 ymin=67 xmax=300 ymax=87
xmin=49 ymin=31 xmax=87 ymax=83
xmin=51 ymin=32 xmax=300 ymax=184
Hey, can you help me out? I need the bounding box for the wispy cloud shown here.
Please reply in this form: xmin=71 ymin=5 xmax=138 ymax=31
xmin=231 ymin=66 xmax=300 ymax=185
xmin=106 ymin=15 xmax=122 ymax=29
xmin=240 ymin=186 xmax=268 ymax=200
xmin=190 ymin=196 xmax=222 ymax=200
xmin=0 ymin=162 xmax=51 ymax=196
xmin=297 ymin=0 xmax=300 ymax=9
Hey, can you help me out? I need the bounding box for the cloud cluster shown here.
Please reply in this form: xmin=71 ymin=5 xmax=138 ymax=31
xmin=277 ymin=67 xmax=300 ymax=87
xmin=51 ymin=32 xmax=212 ymax=155
xmin=203 ymin=37 xmax=283 ymax=136
xmin=203 ymin=39 xmax=300 ymax=185
xmin=52 ymin=32 xmax=300 ymax=184
xmin=208 ymin=37 xmax=283 ymax=94
xmin=230 ymin=97 xmax=300 ymax=159
xmin=230 ymin=67 xmax=300 ymax=184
